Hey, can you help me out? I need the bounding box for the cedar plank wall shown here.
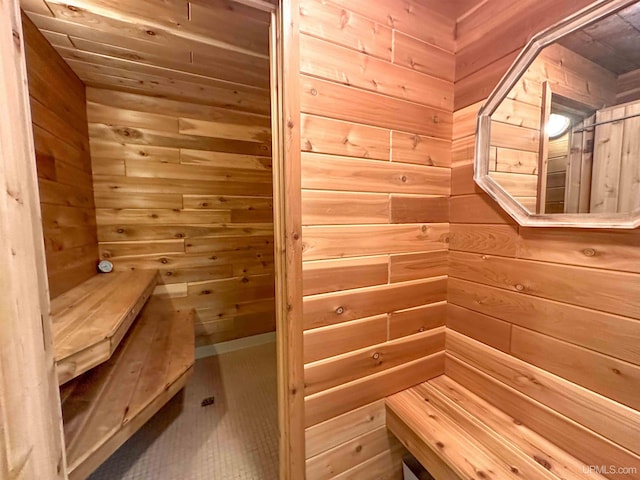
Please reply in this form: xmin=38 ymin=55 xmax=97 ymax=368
xmin=450 ymin=0 xmax=640 ymax=475
xmin=299 ymin=0 xmax=453 ymax=477
xmin=23 ymin=13 xmax=99 ymax=299
xmin=88 ymin=88 xmax=275 ymax=347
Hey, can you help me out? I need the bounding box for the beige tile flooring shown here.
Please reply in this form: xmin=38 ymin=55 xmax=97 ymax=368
xmin=90 ymin=342 xmax=278 ymax=480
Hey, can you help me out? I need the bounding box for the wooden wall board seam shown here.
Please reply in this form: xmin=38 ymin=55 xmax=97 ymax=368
xmin=299 ymin=71 xmax=453 ymax=116
xmin=449 ymin=251 xmax=640 ymax=319
xmin=445 ymin=354 xmax=640 ymax=476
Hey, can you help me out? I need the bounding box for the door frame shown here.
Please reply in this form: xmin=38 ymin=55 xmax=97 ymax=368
xmin=270 ymin=1 xmax=306 ymax=479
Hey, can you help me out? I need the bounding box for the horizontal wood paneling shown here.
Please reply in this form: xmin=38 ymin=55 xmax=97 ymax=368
xmin=447 ymin=304 xmax=511 ymax=353
xmin=448 ymin=278 xmax=640 ymax=365
xmin=451 ymin=4 xmax=640 ymax=476
xmin=24 ymin=14 xmax=98 ymax=299
xmin=300 ymin=34 xmax=453 ymax=111
xmin=89 ymin=89 xmax=273 ymax=346
xmin=301 ymin=114 xmax=390 ymax=160
xmin=301 ymin=152 xmax=450 ymax=195
xmin=305 ymin=352 xmax=445 ymax=428
xmin=302 ymin=224 xmax=449 ymax=261
xmin=305 ymin=400 xmax=386 ymax=459
xmin=304 ymin=277 xmax=447 ymax=330
xmin=391 ymin=131 xmax=452 ymax=168
xmin=449 ymin=223 xmax=518 ymax=256
xmin=449 ymin=251 xmax=640 ymax=319
xmin=455 ymin=0 xmax=594 ymax=108
xmin=299 ymin=0 xmax=393 ymax=61
xmin=304 ymin=315 xmax=388 ymax=364
xmin=302 ymin=191 xmax=389 ymax=226
xmin=23 ymin=0 xmax=272 ymax=114
xmin=298 ymin=3 xmax=454 ymax=472
xmin=306 ymin=426 xmax=400 ymax=479
xmin=388 ymin=302 xmax=447 ymax=340
xmin=305 ymin=327 xmax=445 ymax=395
xmin=302 ymin=257 xmax=389 ymax=296
xmin=327 ymin=0 xmax=455 ymax=53
xmin=390 ymin=195 xmax=449 ymax=223
xmin=510 ymin=326 xmax=640 ymax=411
xmin=300 ymin=75 xmax=451 ymax=138
xmin=389 ymin=251 xmax=448 ymax=283
xmin=447 ymin=332 xmax=640 ymax=460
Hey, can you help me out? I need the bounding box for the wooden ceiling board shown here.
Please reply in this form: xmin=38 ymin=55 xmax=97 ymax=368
xmin=29 ymin=13 xmax=270 ymax=89
xmin=558 ymin=6 xmax=640 ymax=75
xmin=59 ymin=38 xmax=270 ymax=91
xmin=557 ymin=30 xmax=639 ymax=76
xmin=21 ymin=0 xmax=271 ymax=112
xmin=187 ymin=0 xmax=271 ymax=24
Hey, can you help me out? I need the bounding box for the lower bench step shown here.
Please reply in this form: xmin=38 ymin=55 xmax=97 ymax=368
xmin=60 ymin=296 xmax=195 ymax=480
xmin=386 ymin=375 xmax=608 ymax=480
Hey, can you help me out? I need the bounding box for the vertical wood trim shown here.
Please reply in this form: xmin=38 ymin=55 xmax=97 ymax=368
xmin=275 ymin=1 xmax=305 ymax=478
xmin=536 ymin=81 xmax=551 ymax=213
xmin=0 ymin=1 xmax=66 ymax=478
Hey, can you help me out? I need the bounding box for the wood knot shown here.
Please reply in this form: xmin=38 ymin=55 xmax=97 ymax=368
xmin=533 ymin=456 xmax=552 ymax=470
xmin=241 ymin=277 xmax=249 ymax=283
xmin=582 ymin=248 xmax=596 ymax=257
xmin=510 ymin=466 xmax=519 ymax=474
xmin=145 ymin=30 xmax=156 ymax=36
xmin=612 ymin=368 xmax=622 ymax=375
xmin=201 ymin=290 xmax=211 ymax=295
xmin=515 ymin=284 xmax=525 ymax=291
xmin=400 ymin=175 xmax=408 ymax=182
xmin=355 ymin=445 xmax=362 ymax=453
xmin=335 ymin=306 xmax=345 ymax=315
xmin=293 ymin=232 xmax=300 ymax=240
xmin=435 ymin=441 xmax=444 ymax=449
xmin=310 ymin=88 xmax=318 ymax=96
xmin=117 ymin=228 xmax=125 ymax=234
xmin=160 ymin=258 xmax=169 ymax=264
xmin=372 ymin=352 xmax=381 ymax=360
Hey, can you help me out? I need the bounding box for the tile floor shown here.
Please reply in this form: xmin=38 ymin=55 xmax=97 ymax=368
xmin=90 ymin=342 xmax=278 ymax=480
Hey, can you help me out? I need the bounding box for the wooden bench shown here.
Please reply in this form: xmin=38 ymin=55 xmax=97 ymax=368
xmin=51 ymin=270 xmax=158 ymax=384
xmin=386 ymin=375 xmax=608 ymax=480
xmin=60 ymin=296 xmax=195 ymax=480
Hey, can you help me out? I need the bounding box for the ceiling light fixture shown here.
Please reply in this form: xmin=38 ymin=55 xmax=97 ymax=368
xmin=546 ymin=113 xmax=571 ymax=138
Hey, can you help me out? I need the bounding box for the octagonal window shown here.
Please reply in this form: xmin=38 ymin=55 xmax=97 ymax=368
xmin=475 ymin=0 xmax=640 ymax=228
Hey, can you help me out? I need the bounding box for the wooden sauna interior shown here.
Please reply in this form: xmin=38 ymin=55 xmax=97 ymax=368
xmin=12 ymin=0 xmax=276 ymax=478
xmin=2 ymin=0 xmax=640 ymax=479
